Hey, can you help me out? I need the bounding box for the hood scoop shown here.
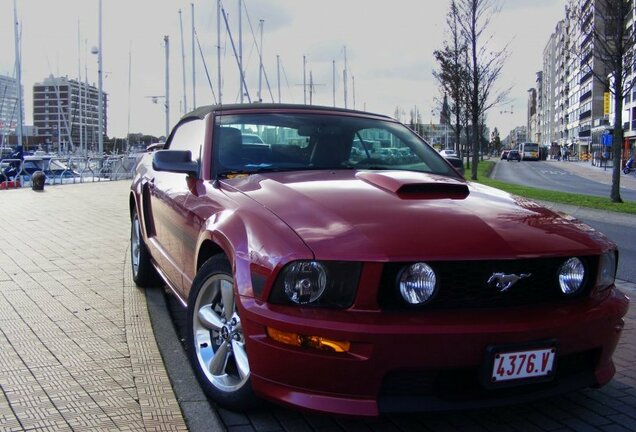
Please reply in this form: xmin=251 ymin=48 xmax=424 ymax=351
xmin=356 ymin=171 xmax=469 ymax=200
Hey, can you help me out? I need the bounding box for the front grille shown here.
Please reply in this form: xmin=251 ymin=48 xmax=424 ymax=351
xmin=379 ymin=256 xmax=598 ymax=310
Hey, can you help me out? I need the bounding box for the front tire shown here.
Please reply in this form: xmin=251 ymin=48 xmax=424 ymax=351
xmin=130 ymin=210 xmax=161 ymax=287
xmin=186 ymin=256 xmax=256 ymax=410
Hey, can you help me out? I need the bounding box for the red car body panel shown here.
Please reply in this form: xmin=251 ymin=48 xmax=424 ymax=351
xmin=130 ymin=104 xmax=629 ymax=416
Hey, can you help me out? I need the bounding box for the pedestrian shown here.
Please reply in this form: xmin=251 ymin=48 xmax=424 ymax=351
xmin=557 ymin=149 xmax=561 ymax=161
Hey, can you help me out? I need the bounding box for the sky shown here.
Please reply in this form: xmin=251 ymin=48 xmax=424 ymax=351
xmin=0 ymin=0 xmax=566 ymax=139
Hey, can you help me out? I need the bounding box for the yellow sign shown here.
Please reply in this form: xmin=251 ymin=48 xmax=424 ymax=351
xmin=604 ymin=92 xmax=610 ymax=116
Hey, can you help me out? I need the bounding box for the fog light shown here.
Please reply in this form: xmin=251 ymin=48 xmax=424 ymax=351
xmin=558 ymin=257 xmax=585 ymax=295
xmin=398 ymin=262 xmax=438 ymax=305
xmin=283 ymin=261 xmax=327 ymax=304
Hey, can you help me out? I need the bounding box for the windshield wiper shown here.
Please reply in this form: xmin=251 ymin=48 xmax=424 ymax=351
xmin=217 ymin=166 xmax=299 ymax=178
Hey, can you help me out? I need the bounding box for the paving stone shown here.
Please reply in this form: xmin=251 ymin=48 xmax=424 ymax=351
xmin=0 ymin=182 xmax=186 ymax=431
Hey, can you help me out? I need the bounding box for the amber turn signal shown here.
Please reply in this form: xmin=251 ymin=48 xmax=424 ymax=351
xmin=266 ymin=327 xmax=350 ymax=353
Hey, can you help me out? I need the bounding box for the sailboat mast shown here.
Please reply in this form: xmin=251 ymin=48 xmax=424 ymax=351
xmin=127 ymin=44 xmax=132 ymax=152
xmin=258 ymin=19 xmax=265 ymax=102
xmin=178 ymin=9 xmax=188 ymax=113
xmin=217 ymin=0 xmax=222 ymax=105
xmin=164 ymin=35 xmax=170 ymax=138
xmin=191 ymin=3 xmax=196 ymax=109
xmin=332 ymin=60 xmax=335 ymax=107
xmin=277 ymin=54 xmax=281 ymax=103
xmin=343 ymin=46 xmax=348 ymax=109
xmin=352 ymin=75 xmax=356 ymax=110
xmin=78 ymin=21 xmax=83 ymax=154
xmin=97 ymin=0 xmax=103 ymax=154
xmin=238 ymin=0 xmax=244 ymax=104
xmin=13 ymin=0 xmax=23 ymax=148
xmin=303 ymin=55 xmax=306 ymax=104
xmin=258 ymin=19 xmax=264 ymax=103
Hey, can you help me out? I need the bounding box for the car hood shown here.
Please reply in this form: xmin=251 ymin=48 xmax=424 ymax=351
xmin=222 ymin=170 xmax=611 ymax=261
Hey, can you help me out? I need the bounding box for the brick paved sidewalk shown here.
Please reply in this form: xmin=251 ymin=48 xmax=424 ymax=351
xmin=0 ymin=182 xmax=186 ymax=431
xmin=1 ymin=181 xmax=634 ymax=432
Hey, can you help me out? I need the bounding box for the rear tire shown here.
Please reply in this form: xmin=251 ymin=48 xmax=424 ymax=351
xmin=186 ymin=256 xmax=257 ymax=411
xmin=130 ymin=210 xmax=161 ymax=287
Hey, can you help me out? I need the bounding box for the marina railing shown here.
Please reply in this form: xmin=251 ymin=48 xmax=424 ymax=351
xmin=0 ymin=154 xmax=142 ymax=190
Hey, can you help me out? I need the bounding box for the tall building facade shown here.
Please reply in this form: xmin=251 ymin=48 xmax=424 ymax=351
xmin=0 ymin=74 xmax=24 ymax=139
xmin=540 ymin=25 xmax=560 ymax=147
xmin=616 ymin=5 xmax=636 ymax=154
xmin=527 ymin=87 xmax=538 ymax=142
xmin=32 ymin=75 xmax=107 ymax=153
xmin=534 ymin=0 xmax=610 ymax=156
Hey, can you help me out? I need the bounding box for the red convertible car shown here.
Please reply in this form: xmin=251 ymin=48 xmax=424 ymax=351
xmin=130 ymin=104 xmax=628 ymax=416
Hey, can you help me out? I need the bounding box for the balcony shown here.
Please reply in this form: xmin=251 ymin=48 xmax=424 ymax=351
xmin=580 ymin=71 xmax=593 ymax=84
xmin=579 ymin=110 xmax=592 ymax=120
xmin=580 ymin=51 xmax=593 ymax=67
xmin=579 ymin=90 xmax=592 ymax=102
xmin=580 ymin=32 xmax=592 ymax=49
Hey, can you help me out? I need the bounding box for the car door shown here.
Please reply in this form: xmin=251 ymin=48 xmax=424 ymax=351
xmin=148 ymin=118 xmax=205 ymax=293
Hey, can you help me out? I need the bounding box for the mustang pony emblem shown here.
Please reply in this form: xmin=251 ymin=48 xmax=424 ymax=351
xmin=487 ymin=272 xmax=532 ymax=292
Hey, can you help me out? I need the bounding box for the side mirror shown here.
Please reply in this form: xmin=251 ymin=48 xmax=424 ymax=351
xmin=152 ymin=150 xmax=199 ymax=177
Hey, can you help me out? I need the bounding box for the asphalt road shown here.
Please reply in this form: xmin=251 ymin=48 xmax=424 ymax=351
xmin=492 ymin=159 xmax=636 ymax=202
xmin=537 ymin=202 xmax=636 ymax=284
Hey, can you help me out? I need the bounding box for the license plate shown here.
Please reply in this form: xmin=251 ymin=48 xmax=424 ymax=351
xmin=491 ymin=348 xmax=556 ymax=383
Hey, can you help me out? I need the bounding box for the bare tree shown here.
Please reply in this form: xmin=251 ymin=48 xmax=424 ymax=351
xmin=433 ymin=0 xmax=469 ymax=158
xmin=456 ymin=0 xmax=510 ymax=180
xmin=572 ymin=0 xmax=635 ymax=203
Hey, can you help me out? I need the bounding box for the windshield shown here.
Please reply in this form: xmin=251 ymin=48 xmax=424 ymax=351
xmin=212 ymin=112 xmax=459 ymax=179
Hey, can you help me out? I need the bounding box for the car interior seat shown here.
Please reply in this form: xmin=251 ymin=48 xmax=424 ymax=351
xmin=310 ymin=134 xmax=351 ymax=168
xmin=216 ymin=127 xmax=244 ymax=169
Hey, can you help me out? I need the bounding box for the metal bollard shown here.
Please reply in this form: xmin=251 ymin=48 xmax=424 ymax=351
xmin=31 ymin=171 xmax=46 ymax=191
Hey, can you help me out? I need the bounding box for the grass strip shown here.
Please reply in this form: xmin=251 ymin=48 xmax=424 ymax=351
xmin=469 ymin=160 xmax=636 ymax=215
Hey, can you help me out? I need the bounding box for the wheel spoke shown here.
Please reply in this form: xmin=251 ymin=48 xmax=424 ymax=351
xmin=197 ymin=305 xmax=224 ymax=331
xmin=220 ymin=279 xmax=234 ymax=321
xmin=209 ymin=340 xmax=230 ymax=376
xmin=232 ymin=340 xmax=250 ymax=379
xmin=131 ymin=218 xmax=140 ymax=269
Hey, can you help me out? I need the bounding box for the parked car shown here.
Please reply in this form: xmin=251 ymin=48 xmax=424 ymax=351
xmin=500 ymin=150 xmax=509 ymax=160
xmin=444 ymin=155 xmax=464 ymax=176
xmin=130 ymin=103 xmax=628 ymax=417
xmin=241 ymin=133 xmax=265 ymax=144
xmin=439 ymin=149 xmax=457 ymax=158
xmin=507 ymin=149 xmax=521 ymax=161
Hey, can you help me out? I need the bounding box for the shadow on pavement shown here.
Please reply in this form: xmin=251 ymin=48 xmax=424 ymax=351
xmin=149 ymin=287 xmax=636 ymax=432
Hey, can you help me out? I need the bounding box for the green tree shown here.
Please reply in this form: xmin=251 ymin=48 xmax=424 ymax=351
xmin=456 ymin=0 xmax=510 ymax=180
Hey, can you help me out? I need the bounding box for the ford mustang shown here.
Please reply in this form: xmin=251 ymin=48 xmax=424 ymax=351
xmin=129 ymin=103 xmax=629 ymax=416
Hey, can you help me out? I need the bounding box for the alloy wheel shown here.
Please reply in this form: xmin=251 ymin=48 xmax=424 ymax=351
xmin=192 ymin=274 xmax=250 ymax=392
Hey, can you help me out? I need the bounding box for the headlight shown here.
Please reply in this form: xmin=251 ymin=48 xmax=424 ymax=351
xmin=398 ymin=262 xmax=438 ymax=305
xmin=269 ymin=261 xmax=361 ymax=308
xmin=558 ymin=257 xmax=585 ymax=295
xmin=596 ymin=251 xmax=617 ymax=291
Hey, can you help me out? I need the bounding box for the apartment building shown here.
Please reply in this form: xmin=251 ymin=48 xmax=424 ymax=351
xmin=0 ymin=74 xmax=24 ymax=138
xmin=540 ymin=24 xmax=560 ymax=148
xmin=616 ymin=6 xmax=636 ymax=155
xmin=534 ymin=0 xmax=609 ymax=156
xmin=527 ymin=86 xmax=538 ymax=143
xmin=32 ymin=75 xmax=107 ymax=153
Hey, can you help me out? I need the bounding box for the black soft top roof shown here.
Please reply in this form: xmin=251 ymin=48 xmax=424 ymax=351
xmin=180 ymin=103 xmax=392 ymax=122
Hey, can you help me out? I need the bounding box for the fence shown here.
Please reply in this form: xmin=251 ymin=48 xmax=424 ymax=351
xmin=1 ymin=154 xmax=141 ymax=190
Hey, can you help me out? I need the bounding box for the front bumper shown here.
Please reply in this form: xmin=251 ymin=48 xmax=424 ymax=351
xmin=240 ymin=288 xmax=629 ymax=417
